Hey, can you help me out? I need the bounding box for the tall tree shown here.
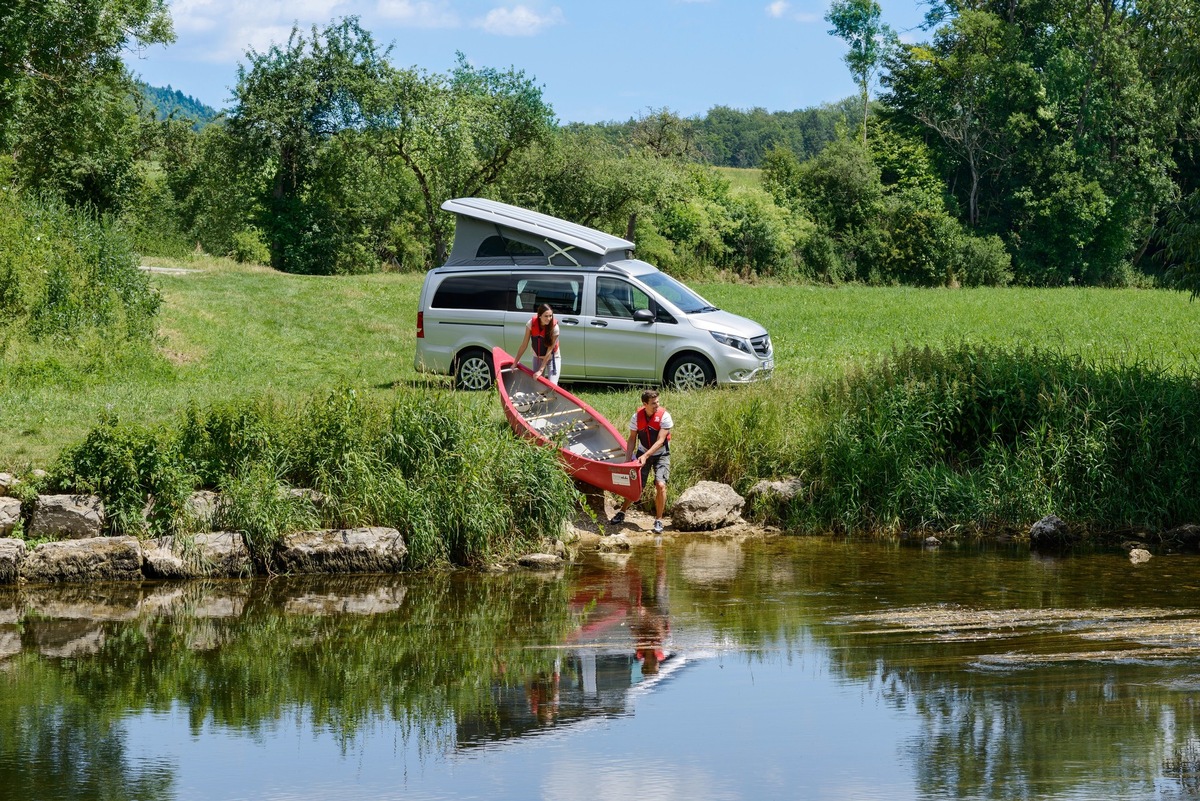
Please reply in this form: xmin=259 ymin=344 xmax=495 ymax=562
xmin=826 ymin=0 xmax=895 ymax=144
xmin=0 ymin=0 xmax=174 ymax=209
xmin=229 ymin=17 xmax=394 ymax=273
xmin=378 ymin=53 xmax=555 ymax=264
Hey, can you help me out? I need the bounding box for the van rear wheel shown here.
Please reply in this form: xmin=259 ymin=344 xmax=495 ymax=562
xmin=454 ymin=349 xmax=494 ymax=391
xmin=665 ymin=354 xmax=715 ymax=390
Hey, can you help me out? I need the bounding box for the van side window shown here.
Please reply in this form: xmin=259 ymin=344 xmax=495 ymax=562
xmin=477 ymin=236 xmax=543 ymax=259
xmin=595 ymin=277 xmax=651 ymax=320
xmin=431 ymin=274 xmax=514 ymax=310
xmin=512 ymin=276 xmax=582 ymax=314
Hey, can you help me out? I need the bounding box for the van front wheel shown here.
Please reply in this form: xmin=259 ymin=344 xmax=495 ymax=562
xmin=665 ymin=354 xmax=715 ymax=390
xmin=454 ymin=349 xmax=494 ymax=391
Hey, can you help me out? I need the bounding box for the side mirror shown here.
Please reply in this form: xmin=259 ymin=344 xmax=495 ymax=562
xmin=633 ymin=308 xmax=655 ymax=323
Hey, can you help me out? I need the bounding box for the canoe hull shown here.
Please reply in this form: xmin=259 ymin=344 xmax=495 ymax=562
xmin=494 ymin=347 xmax=643 ymax=501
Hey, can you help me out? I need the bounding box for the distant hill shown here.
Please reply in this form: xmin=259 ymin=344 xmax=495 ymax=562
xmin=136 ymin=82 xmax=221 ymax=127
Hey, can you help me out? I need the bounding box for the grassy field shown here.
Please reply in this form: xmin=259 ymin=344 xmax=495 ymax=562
xmin=3 ymin=256 xmax=1200 ymax=468
xmin=714 ymin=166 xmax=763 ymax=192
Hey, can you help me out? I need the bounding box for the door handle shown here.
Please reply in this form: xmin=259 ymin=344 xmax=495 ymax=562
xmin=589 ymin=320 xmax=608 ymax=327
xmin=561 ymin=318 xmax=579 ymax=325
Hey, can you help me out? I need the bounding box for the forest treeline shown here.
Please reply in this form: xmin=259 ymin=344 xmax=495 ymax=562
xmin=3 ymin=0 xmax=1200 ymax=302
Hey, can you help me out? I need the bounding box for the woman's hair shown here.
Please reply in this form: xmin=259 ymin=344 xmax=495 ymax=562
xmin=536 ymin=303 xmax=554 ymax=317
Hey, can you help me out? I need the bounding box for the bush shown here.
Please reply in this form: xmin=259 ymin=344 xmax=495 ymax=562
xmin=57 ymin=388 xmax=581 ymax=567
xmin=0 ymin=162 xmax=161 ymax=343
xmin=956 ymin=233 xmax=1013 ymax=287
xmin=230 ymin=228 xmax=271 ymax=264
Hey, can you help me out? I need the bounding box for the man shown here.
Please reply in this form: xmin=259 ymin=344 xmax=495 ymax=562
xmin=610 ymin=389 xmax=672 ymax=534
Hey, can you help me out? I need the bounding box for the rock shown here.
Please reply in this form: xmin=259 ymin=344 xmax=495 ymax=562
xmin=1029 ymin=514 xmax=1072 ymax=547
xmin=142 ymin=532 xmax=252 ymax=579
xmin=598 ymin=534 xmax=631 ymax=552
xmin=273 ymin=527 xmax=407 ymax=574
xmin=287 ymin=488 xmax=328 ymax=508
xmin=186 ymin=491 xmax=219 ymax=531
xmin=517 ymin=553 xmax=563 ymax=569
xmin=671 ymin=481 xmax=745 ymax=531
xmin=0 ymin=497 xmax=20 ymax=536
xmin=21 ymin=536 xmax=142 ymax=584
xmin=29 ymin=495 xmax=105 ymax=539
xmin=924 ymin=536 xmax=941 ymax=548
xmin=1129 ymin=548 xmax=1152 ymax=564
xmin=746 ymin=477 xmax=804 ymax=503
xmin=0 ymin=473 xmax=15 ymax=496
xmin=1164 ymin=524 xmax=1200 ymax=548
xmin=0 ymin=538 xmax=26 ymax=584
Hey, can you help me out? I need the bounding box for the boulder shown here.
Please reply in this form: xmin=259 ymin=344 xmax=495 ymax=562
xmin=273 ymin=527 xmax=407 ymax=574
xmin=29 ymin=495 xmax=105 ymax=539
xmin=186 ymin=491 xmax=219 ymax=531
xmin=0 ymin=497 xmax=21 ymax=536
xmin=746 ymin=477 xmax=804 ymax=504
xmin=0 ymin=472 xmax=14 ymax=496
xmin=598 ymin=534 xmax=631 ymax=552
xmin=21 ymin=536 xmax=142 ymax=584
xmin=671 ymin=481 xmax=745 ymax=531
xmin=1029 ymin=514 xmax=1073 ymax=547
xmin=517 ymin=553 xmax=563 ymax=569
xmin=1164 ymin=524 xmax=1200 ymax=548
xmin=142 ymin=532 xmax=252 ymax=579
xmin=1129 ymin=548 xmax=1152 ymax=564
xmin=0 ymin=538 xmax=26 ymax=584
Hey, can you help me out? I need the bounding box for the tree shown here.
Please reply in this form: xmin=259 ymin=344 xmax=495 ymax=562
xmin=378 ymin=53 xmax=555 ymax=264
xmin=826 ymin=0 xmax=894 ymax=144
xmin=229 ymin=18 xmax=394 ymax=273
xmin=0 ymin=0 xmax=174 ymax=209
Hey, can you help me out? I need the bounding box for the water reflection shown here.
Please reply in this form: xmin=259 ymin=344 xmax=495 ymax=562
xmin=1 ymin=539 xmax=1199 ymax=799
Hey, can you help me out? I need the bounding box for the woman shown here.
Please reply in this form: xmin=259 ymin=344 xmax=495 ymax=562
xmin=513 ymin=303 xmax=561 ymax=384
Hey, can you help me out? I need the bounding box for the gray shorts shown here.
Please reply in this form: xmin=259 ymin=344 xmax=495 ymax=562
xmin=640 ymin=453 xmax=670 ymax=487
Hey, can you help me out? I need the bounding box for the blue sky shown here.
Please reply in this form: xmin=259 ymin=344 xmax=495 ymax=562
xmin=124 ymin=0 xmax=928 ymax=124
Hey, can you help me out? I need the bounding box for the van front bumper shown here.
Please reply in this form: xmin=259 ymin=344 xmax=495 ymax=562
xmin=725 ymin=357 xmax=774 ymax=384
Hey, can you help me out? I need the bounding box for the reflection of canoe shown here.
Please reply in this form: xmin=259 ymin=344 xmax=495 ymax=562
xmin=493 ymin=347 xmax=643 ymax=501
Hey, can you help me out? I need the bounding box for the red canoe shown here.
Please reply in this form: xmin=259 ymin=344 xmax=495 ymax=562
xmin=493 ymin=347 xmax=643 ymax=501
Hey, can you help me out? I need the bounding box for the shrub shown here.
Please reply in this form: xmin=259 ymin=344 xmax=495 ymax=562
xmin=229 ymin=228 xmax=271 ymax=264
xmin=956 ymin=233 xmax=1013 ymax=287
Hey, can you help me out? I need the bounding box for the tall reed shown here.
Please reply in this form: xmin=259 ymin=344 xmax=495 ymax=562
xmin=790 ymin=344 xmax=1200 ymax=536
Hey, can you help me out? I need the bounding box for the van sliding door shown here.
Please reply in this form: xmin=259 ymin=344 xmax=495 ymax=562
xmin=584 ymin=277 xmax=658 ymax=381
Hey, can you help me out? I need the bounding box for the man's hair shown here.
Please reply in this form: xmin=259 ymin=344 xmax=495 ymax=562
xmin=641 ymin=389 xmax=660 ymax=403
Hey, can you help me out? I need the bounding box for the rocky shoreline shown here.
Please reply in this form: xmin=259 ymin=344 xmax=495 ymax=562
xmin=0 ymin=476 xmax=783 ymax=585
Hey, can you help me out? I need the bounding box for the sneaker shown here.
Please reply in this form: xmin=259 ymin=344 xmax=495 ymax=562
xmin=653 ymin=519 xmax=664 ymax=533
xmin=610 ymin=511 xmax=626 ymax=525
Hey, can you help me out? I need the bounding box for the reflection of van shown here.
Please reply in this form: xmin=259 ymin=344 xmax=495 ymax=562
xmin=415 ymin=198 xmax=774 ymax=390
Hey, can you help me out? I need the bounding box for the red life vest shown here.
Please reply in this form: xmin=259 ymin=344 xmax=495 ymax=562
xmin=531 ymin=315 xmax=560 ymax=358
xmin=636 ymin=407 xmax=670 ymax=455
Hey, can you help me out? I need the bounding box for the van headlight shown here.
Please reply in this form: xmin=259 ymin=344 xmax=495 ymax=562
xmin=709 ymin=331 xmax=754 ymax=355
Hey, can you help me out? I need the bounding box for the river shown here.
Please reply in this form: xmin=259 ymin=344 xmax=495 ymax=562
xmin=1 ymin=535 xmax=1198 ymax=800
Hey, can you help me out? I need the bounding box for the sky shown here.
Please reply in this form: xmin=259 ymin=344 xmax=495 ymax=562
xmin=123 ymin=0 xmax=929 ymax=124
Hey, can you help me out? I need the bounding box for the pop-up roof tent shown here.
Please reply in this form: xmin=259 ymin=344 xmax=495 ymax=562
xmin=441 ymin=197 xmax=635 ymax=268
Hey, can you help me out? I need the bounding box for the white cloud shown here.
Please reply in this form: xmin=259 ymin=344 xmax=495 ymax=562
xmin=474 ymin=5 xmax=564 ymax=36
xmin=164 ymin=0 xmax=357 ymax=62
xmin=765 ymin=0 xmax=820 ymax=23
xmin=376 ymin=0 xmax=460 ymax=27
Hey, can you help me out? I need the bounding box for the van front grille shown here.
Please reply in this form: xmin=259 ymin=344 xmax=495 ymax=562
xmin=751 ymin=335 xmax=772 ymax=358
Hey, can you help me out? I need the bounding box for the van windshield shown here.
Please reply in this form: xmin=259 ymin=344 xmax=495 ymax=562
xmin=638 ymin=272 xmax=718 ymax=314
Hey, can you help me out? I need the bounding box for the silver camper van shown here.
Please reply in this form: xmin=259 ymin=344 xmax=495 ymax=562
xmin=414 ymin=198 xmax=774 ymax=390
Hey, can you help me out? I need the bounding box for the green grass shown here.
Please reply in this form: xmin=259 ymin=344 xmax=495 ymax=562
xmin=3 ymin=258 xmax=1200 ymax=469
xmin=714 ymin=166 xmax=763 ymax=192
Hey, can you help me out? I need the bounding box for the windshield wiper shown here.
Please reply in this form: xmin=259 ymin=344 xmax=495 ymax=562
xmin=695 ymin=305 xmax=720 ymax=313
